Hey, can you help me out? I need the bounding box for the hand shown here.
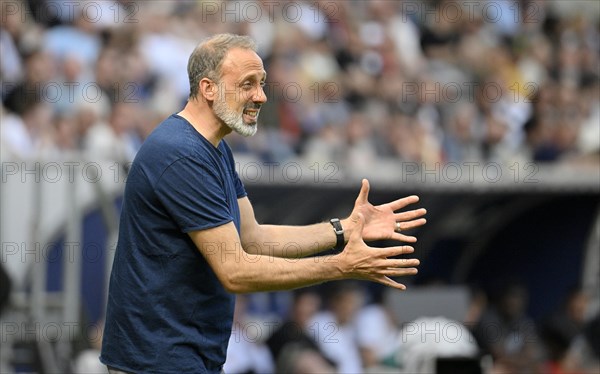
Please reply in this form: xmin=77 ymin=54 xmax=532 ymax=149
xmin=344 ymin=179 xmax=427 ymax=243
xmin=338 ymin=213 xmax=419 ymax=290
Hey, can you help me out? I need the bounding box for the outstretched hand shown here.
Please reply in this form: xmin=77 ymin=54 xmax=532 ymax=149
xmin=344 ymin=179 xmax=427 ymax=243
xmin=339 ymin=213 xmax=419 ymax=290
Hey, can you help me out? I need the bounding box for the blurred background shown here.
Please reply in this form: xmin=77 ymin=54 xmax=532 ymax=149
xmin=1 ymin=0 xmax=599 ymax=373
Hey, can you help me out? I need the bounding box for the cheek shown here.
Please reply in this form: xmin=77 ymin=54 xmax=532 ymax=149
xmin=222 ymin=96 xmax=239 ymax=111
xmin=239 ymin=95 xmax=250 ymax=105
xmin=229 ymin=91 xmax=249 ymax=107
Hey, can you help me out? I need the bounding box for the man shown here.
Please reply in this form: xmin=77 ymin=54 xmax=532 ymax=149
xmin=307 ymin=282 xmax=366 ymax=373
xmin=100 ymin=33 xmax=426 ymax=374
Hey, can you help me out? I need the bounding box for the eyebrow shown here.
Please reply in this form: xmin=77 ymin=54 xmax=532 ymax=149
xmin=240 ymin=71 xmax=267 ymax=83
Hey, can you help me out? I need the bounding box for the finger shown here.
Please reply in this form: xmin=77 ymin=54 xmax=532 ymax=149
xmin=388 ymin=195 xmax=419 ymax=211
xmin=390 ymin=233 xmax=418 ymax=243
xmin=380 ymin=268 xmax=419 ymax=277
xmin=393 ymin=218 xmax=427 ymax=232
xmin=375 ymin=275 xmax=407 ymax=290
xmin=356 ymin=179 xmax=370 ymax=204
xmin=382 ymin=258 xmax=420 ymax=268
xmin=404 ymin=218 xmax=427 ymax=230
xmin=394 ymin=208 xmax=427 ymax=221
xmin=379 ymin=245 xmax=414 ymax=257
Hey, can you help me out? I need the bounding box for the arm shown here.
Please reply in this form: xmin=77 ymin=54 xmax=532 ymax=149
xmin=188 ymin=214 xmax=419 ymax=293
xmin=239 ymin=179 xmax=427 ymax=258
xmin=238 ymin=196 xmax=338 ymax=257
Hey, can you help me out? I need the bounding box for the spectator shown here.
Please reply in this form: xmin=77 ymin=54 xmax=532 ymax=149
xmin=399 ymin=316 xmax=480 ymax=374
xmin=354 ymin=288 xmax=402 ymax=370
xmin=540 ymin=287 xmax=590 ymax=374
xmin=223 ymin=295 xmax=274 ymax=374
xmin=307 ymin=281 xmax=365 ymax=373
xmin=267 ymin=288 xmax=322 ymax=362
xmin=474 ymin=281 xmax=542 ymax=373
xmin=0 ymin=1 xmax=597 ymax=166
xmin=83 ymin=101 xmax=141 ymax=162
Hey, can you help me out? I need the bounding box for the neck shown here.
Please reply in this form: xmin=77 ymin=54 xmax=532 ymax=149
xmin=178 ymin=100 xmax=231 ymax=147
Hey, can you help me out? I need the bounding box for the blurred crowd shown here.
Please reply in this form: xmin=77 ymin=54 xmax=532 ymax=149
xmin=2 ymin=2 xmax=599 ymax=373
xmin=223 ymin=282 xmax=599 ymax=374
xmin=1 ymin=0 xmax=599 ymax=170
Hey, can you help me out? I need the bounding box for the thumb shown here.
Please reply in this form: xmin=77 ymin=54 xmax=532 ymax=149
xmin=356 ymin=179 xmax=370 ymax=204
xmin=350 ymin=213 xmax=365 ymax=243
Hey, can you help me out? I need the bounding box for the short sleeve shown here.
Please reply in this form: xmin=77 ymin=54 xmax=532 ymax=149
xmin=222 ymin=141 xmax=247 ymax=199
xmin=233 ymin=169 xmax=246 ymax=199
xmin=155 ymin=157 xmax=233 ymax=233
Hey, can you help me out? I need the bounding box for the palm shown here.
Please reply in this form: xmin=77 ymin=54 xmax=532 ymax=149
xmin=348 ymin=179 xmax=427 ymax=243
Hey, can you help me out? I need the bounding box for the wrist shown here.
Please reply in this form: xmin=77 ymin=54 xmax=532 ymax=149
xmin=330 ymin=253 xmax=347 ymax=280
xmin=340 ymin=217 xmax=352 ymax=242
xmin=329 ymin=218 xmax=345 ymax=252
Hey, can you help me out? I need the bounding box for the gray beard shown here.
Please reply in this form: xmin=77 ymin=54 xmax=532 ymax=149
xmin=213 ymin=99 xmax=257 ymax=137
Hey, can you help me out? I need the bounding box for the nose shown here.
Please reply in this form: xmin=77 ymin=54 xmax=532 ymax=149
xmin=253 ymin=85 xmax=267 ymax=104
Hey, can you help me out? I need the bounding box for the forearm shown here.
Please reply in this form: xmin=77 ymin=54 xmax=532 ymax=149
xmin=191 ymin=219 xmax=419 ymax=294
xmin=247 ymin=220 xmax=353 ymax=258
xmin=220 ymin=250 xmax=345 ymax=293
xmin=238 ymin=196 xmax=357 ymax=258
xmin=192 ymin=222 xmax=346 ymax=292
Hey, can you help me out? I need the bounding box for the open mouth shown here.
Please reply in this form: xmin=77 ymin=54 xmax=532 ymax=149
xmin=243 ymin=108 xmax=260 ymax=123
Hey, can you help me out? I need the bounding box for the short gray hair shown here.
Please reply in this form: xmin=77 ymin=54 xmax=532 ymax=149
xmin=187 ymin=33 xmax=257 ymax=99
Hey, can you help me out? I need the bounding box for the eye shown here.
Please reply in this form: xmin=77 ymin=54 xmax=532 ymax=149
xmin=260 ymin=81 xmax=266 ymax=87
xmin=241 ymin=81 xmax=253 ymax=89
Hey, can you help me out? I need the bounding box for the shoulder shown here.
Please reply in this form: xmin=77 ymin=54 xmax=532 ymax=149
xmin=144 ymin=115 xmax=193 ymax=153
xmin=128 ymin=115 xmax=219 ymax=185
xmin=140 ymin=115 xmax=218 ymax=163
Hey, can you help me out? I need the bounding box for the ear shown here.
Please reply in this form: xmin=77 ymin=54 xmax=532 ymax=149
xmin=199 ymin=78 xmax=216 ymax=102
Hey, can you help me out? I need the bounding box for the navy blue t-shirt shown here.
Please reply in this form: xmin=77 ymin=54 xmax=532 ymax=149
xmin=100 ymin=114 xmax=247 ymax=373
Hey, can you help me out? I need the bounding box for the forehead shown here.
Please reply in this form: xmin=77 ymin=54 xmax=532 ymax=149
xmin=220 ymin=48 xmax=265 ymax=79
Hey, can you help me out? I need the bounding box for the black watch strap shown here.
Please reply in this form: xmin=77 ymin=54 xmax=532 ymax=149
xmin=329 ymin=218 xmax=345 ymax=252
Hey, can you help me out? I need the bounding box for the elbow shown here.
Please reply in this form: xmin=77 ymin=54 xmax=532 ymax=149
xmin=219 ymin=272 xmax=250 ymax=294
xmin=221 ymin=280 xmax=245 ymax=294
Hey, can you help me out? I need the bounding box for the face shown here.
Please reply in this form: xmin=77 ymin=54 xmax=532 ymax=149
xmin=213 ymin=48 xmax=267 ymax=137
xmin=332 ymin=290 xmax=363 ymax=325
xmin=293 ymin=292 xmax=321 ymax=327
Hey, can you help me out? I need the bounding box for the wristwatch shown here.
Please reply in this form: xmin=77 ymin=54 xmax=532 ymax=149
xmin=329 ymin=218 xmax=345 ymax=252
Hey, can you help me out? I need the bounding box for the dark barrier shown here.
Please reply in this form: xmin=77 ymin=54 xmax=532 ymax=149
xmin=42 ymin=186 xmax=597 ymax=324
xmin=244 ymin=184 xmax=599 ymax=321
